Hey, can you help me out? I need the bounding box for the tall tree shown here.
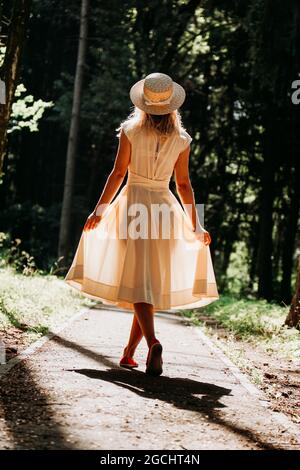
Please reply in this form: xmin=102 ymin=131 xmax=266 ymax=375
xmin=280 ymin=163 xmax=300 ymax=303
xmin=247 ymin=0 xmax=300 ymax=301
xmin=285 ymin=256 xmax=300 ymax=328
xmin=58 ymin=0 xmax=89 ymax=261
xmin=0 ymin=0 xmax=31 ymax=175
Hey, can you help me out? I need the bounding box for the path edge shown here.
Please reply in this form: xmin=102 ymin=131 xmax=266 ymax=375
xmin=192 ymin=325 xmax=300 ymax=443
xmin=0 ymin=307 xmax=89 ymax=380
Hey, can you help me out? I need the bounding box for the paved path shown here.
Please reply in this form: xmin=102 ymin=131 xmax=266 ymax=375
xmin=0 ymin=307 xmax=299 ymax=450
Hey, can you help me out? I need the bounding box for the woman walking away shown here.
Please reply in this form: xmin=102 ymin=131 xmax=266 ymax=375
xmin=64 ymin=72 xmax=219 ymax=377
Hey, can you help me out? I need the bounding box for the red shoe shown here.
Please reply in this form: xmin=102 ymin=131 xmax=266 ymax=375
xmin=119 ymin=355 xmax=139 ymax=369
xmin=146 ymin=341 xmax=163 ymax=377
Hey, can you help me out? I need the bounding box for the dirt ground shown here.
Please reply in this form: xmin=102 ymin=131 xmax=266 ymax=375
xmin=1 ymin=326 xmax=32 ymax=361
xmin=226 ymin=339 xmax=300 ymax=424
xmin=0 ymin=306 xmax=299 ymax=450
xmin=194 ymin=314 xmax=300 ymax=428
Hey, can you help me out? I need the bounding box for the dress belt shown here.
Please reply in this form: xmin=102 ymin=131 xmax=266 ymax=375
xmin=127 ymin=171 xmax=170 ymax=190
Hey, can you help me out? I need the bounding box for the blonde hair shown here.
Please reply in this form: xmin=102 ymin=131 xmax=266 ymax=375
xmin=116 ymin=106 xmax=187 ymax=139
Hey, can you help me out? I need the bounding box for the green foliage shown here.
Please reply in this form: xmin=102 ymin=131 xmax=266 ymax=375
xmin=0 ymin=297 xmax=49 ymax=334
xmin=0 ymin=202 xmax=62 ymax=271
xmin=0 ymin=232 xmax=37 ymax=275
xmin=199 ymin=295 xmax=286 ymax=338
xmin=220 ymin=241 xmax=252 ymax=295
xmin=182 ymin=295 xmax=300 ymax=360
xmin=0 ymin=266 xmax=94 ymax=340
xmin=8 ymin=83 xmax=54 ymax=133
xmin=1 ymin=42 xmax=53 ymax=133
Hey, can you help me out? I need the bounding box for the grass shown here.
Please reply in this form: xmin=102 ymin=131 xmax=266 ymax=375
xmin=182 ymin=295 xmax=300 ymax=361
xmin=0 ymin=265 xmax=95 ymax=344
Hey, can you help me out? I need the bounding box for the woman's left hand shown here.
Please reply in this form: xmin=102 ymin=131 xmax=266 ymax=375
xmin=193 ymin=226 xmax=211 ymax=245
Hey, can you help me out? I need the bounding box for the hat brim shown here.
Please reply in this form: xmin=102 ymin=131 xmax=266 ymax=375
xmin=129 ymin=78 xmax=186 ymax=115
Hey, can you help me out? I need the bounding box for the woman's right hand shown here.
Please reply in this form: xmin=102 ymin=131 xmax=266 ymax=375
xmin=84 ymin=211 xmax=102 ymax=231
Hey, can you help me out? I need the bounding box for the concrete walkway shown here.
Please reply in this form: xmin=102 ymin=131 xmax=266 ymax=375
xmin=0 ymin=307 xmax=299 ymax=450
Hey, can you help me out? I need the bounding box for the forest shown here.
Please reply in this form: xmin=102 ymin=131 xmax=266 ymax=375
xmin=0 ymin=0 xmax=300 ymax=319
xmin=1 ymin=0 xmax=300 ymax=452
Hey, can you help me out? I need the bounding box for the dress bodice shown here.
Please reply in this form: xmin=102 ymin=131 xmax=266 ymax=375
xmin=122 ymin=122 xmax=192 ymax=181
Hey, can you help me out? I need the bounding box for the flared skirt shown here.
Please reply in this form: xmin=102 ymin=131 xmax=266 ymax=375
xmin=64 ymin=182 xmax=219 ymax=311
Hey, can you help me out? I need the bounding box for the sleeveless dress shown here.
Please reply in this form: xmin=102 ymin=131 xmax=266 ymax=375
xmin=64 ymin=122 xmax=219 ymax=311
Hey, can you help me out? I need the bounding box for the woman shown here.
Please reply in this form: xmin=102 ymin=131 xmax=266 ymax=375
xmin=64 ymin=72 xmax=219 ymax=377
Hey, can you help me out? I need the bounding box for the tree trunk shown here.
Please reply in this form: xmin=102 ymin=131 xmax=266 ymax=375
xmin=285 ymin=256 xmax=300 ymax=328
xmin=280 ymin=164 xmax=300 ymax=303
xmin=58 ymin=0 xmax=89 ymax=262
xmin=257 ymin=120 xmax=276 ymax=301
xmin=248 ymin=222 xmax=259 ymax=291
xmin=0 ymin=0 xmax=31 ymax=176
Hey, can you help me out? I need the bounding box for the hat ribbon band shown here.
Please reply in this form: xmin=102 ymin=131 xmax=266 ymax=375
xmin=144 ymin=96 xmax=172 ymax=106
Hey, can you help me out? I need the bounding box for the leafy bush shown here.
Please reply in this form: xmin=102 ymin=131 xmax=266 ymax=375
xmin=0 ymin=201 xmax=62 ymax=271
xmin=0 ymin=232 xmax=38 ymax=275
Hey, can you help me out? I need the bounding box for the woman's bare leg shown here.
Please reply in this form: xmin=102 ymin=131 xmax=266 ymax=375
xmin=123 ymin=314 xmax=143 ymax=357
xmin=133 ymin=302 xmax=158 ymax=347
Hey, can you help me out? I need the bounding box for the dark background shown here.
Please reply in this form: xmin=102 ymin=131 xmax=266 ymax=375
xmin=0 ymin=0 xmax=299 ymax=304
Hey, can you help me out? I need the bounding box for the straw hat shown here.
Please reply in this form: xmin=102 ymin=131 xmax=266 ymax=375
xmin=129 ymin=72 xmax=186 ymax=115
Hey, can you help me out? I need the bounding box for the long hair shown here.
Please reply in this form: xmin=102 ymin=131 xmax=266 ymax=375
xmin=116 ymin=106 xmax=187 ymax=139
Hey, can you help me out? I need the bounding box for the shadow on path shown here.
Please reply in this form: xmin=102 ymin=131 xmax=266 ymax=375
xmin=53 ymin=334 xmax=284 ymax=450
xmin=75 ymin=367 xmax=229 ymax=413
xmin=0 ymin=361 xmax=73 ymax=450
xmin=0 ymin=323 xmax=288 ymax=450
xmin=74 ymin=367 xmax=283 ymax=450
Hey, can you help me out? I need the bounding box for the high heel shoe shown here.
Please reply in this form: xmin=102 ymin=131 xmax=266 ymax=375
xmin=146 ymin=341 xmax=163 ymax=376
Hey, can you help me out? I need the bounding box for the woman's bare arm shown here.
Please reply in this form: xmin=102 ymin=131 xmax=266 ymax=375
xmin=84 ymin=128 xmax=131 ymax=231
xmin=173 ymin=145 xmax=211 ymax=245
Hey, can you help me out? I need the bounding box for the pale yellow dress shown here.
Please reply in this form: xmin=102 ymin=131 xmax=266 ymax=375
xmin=64 ymin=121 xmax=219 ymax=311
